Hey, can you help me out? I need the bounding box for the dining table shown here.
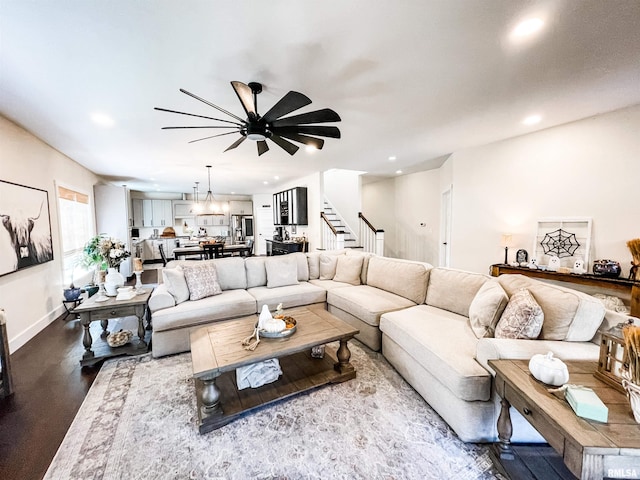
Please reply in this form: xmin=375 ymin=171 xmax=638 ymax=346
xmin=172 ymin=243 xmax=252 ymax=260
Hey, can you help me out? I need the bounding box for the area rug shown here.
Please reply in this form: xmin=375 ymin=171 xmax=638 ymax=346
xmin=44 ymin=342 xmax=504 ymax=480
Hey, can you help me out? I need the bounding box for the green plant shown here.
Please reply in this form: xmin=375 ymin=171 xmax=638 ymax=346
xmin=82 ymin=235 xmax=108 ymax=270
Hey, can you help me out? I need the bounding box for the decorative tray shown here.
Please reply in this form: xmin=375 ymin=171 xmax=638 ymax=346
xmin=259 ymin=316 xmax=297 ymax=338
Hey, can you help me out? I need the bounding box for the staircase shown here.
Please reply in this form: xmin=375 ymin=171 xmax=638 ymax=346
xmin=322 ymin=201 xmax=358 ymax=248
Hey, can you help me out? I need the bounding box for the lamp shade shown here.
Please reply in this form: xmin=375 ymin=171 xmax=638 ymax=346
xmin=500 ymin=234 xmax=513 ymax=247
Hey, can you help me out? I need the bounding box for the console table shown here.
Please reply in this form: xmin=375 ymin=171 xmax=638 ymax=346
xmin=490 ymin=264 xmax=640 ymax=317
xmin=265 ymin=239 xmax=308 ymax=256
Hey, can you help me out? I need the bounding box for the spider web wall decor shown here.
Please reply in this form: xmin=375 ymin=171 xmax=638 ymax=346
xmin=540 ymin=229 xmax=580 ymax=258
xmin=533 ymin=218 xmax=592 ymax=268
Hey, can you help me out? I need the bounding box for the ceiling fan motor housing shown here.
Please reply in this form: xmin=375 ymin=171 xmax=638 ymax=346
xmin=246 ymin=120 xmax=269 ymax=141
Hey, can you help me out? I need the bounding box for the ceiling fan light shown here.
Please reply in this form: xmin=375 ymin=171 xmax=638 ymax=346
xmin=247 ymin=132 xmax=267 ymax=141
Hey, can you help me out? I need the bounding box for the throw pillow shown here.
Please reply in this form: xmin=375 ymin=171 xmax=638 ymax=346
xmin=319 ymin=252 xmax=343 ymax=280
xmin=265 ymin=256 xmax=299 ymax=288
xmin=468 ymin=279 xmax=509 ymax=338
xmin=495 ymin=288 xmax=544 ymax=339
xmin=333 ymin=255 xmax=364 ymax=285
xmin=182 ymin=263 xmax=222 ymax=300
xmin=162 ymin=266 xmax=190 ymax=304
xmin=307 ymin=252 xmax=321 ymax=280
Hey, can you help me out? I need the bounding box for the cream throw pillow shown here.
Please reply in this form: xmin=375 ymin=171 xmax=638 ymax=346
xmin=469 ymin=279 xmax=509 ymax=338
xmin=162 ymin=266 xmax=190 ymax=304
xmin=319 ymin=252 xmax=343 ymax=280
xmin=333 ymin=255 xmax=364 ymax=285
xmin=265 ymin=256 xmax=299 ymax=288
xmin=182 ymin=263 xmax=222 ymax=300
xmin=495 ymin=288 xmax=544 ymax=339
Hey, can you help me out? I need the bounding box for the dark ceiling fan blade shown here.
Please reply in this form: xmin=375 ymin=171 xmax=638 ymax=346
xmin=188 ymin=131 xmax=239 ymax=144
xmin=272 ymin=125 xmax=341 ymax=139
xmin=180 ymin=89 xmax=246 ymax=123
xmin=162 ymin=126 xmax=239 ymax=130
xmin=231 ymin=81 xmax=258 ymax=120
xmin=275 ymin=131 xmax=324 ymax=150
xmin=154 ymin=107 xmax=243 ymax=126
xmin=224 ymin=136 xmax=247 ymax=152
xmin=257 ymin=140 xmax=269 ymax=156
xmin=270 ymin=108 xmax=341 ymax=127
xmin=269 ymin=134 xmax=300 ymax=155
xmin=262 ymin=91 xmax=312 ymax=122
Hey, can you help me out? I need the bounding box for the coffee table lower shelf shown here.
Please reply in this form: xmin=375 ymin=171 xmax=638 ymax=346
xmin=195 ymin=347 xmax=354 ymax=434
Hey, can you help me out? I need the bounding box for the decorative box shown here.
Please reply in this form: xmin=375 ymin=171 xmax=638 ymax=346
xmin=565 ymin=385 xmax=608 ymax=423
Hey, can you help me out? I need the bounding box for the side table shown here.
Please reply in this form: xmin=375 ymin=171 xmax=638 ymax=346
xmin=62 ymin=297 xmax=83 ymax=320
xmin=72 ymin=288 xmax=153 ymax=367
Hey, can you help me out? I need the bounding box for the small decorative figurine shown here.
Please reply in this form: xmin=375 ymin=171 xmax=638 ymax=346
xmin=528 ymin=258 xmax=538 ymax=269
xmin=516 ymin=249 xmax=528 ymax=266
xmin=547 ymin=255 xmax=561 ymax=272
xmin=572 ymin=257 xmax=586 ymax=274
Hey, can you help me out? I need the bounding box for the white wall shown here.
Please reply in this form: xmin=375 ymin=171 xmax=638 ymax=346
xmin=0 ymin=115 xmax=100 ymax=352
xmin=323 ymin=169 xmax=362 ymax=238
xmin=362 ymin=105 xmax=640 ymax=279
xmin=450 ymin=105 xmax=640 ymax=276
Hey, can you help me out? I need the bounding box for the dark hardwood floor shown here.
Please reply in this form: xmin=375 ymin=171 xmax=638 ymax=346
xmin=0 ymin=270 xmax=157 ymax=480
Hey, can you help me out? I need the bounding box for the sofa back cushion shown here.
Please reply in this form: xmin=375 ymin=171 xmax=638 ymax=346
xmin=245 ymin=256 xmax=267 ymax=288
xmin=289 ymin=252 xmax=310 ymax=281
xmin=163 ymin=257 xmax=247 ymax=290
xmin=366 ymin=256 xmax=431 ymax=304
xmin=426 ymin=268 xmax=489 ymax=317
xmin=346 ymin=249 xmax=374 ymax=284
xmin=497 ymin=274 xmax=605 ymax=341
xmin=265 ymin=255 xmax=299 ymax=288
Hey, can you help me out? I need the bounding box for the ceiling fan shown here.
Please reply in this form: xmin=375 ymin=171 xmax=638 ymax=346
xmin=155 ymin=81 xmax=341 ymax=156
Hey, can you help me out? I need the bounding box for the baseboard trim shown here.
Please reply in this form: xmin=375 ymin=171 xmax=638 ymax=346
xmin=9 ymin=305 xmax=63 ymax=353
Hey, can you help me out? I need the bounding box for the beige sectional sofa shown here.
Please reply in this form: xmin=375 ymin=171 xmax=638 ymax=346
xmin=148 ymin=250 xmax=625 ymax=443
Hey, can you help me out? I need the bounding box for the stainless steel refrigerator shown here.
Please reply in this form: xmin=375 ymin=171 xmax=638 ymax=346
xmin=231 ymin=215 xmax=254 ymax=244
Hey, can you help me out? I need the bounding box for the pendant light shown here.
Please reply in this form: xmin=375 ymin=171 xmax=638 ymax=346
xmin=202 ymin=165 xmax=220 ymax=213
xmin=192 ymin=182 xmax=201 ymax=213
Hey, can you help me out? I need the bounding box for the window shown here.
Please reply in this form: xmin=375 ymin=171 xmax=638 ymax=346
xmin=57 ymin=185 xmax=92 ymax=285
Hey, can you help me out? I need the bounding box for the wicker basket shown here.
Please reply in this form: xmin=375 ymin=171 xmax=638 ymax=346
xmin=622 ymin=374 xmax=640 ymax=423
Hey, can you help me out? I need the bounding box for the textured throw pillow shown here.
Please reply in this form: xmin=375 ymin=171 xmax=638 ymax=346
xmin=333 ymin=255 xmax=364 ymax=285
xmin=182 ymin=263 xmax=222 ymax=300
xmin=469 ymin=279 xmax=509 ymax=338
xmin=319 ymin=253 xmax=343 ymax=280
xmin=162 ymin=266 xmax=190 ymax=304
xmin=265 ymin=256 xmax=299 ymax=288
xmin=495 ymin=288 xmax=544 ymax=339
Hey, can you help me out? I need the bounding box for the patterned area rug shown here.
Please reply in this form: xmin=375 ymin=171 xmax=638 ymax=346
xmin=44 ymin=342 xmax=503 ymax=480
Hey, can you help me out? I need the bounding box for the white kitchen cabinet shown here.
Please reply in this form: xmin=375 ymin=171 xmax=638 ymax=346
xmin=142 ymin=238 xmax=177 ymax=261
xmin=152 ymin=200 xmax=173 ymax=227
xmin=132 ymin=198 xmax=144 ymax=227
xmin=174 ymin=201 xmax=197 ymax=217
xmin=197 ymin=214 xmax=228 ymax=226
xmin=229 ymin=200 xmax=253 ymax=215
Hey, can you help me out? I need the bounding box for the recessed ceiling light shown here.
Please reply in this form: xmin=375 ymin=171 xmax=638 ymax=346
xmin=274 ymin=176 xmax=280 ymax=180
xmin=511 ymin=18 xmax=545 ymax=38
xmin=388 ymin=156 xmax=397 ymax=161
xmin=395 ymin=170 xmax=403 ymax=175
xmin=522 ymin=114 xmax=542 ymax=126
xmin=90 ymin=112 xmax=115 ymax=128
xmin=263 ymin=181 xmax=269 ymax=185
xmin=230 ymin=191 xmax=235 ymax=195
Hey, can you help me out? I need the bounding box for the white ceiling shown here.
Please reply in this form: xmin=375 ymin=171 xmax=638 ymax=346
xmin=2 ymin=1 xmax=640 ymax=195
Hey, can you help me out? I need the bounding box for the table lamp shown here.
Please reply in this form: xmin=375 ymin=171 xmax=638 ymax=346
xmin=501 ymin=234 xmax=513 ymax=264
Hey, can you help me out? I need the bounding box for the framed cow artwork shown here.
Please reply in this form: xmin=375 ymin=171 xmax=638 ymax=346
xmin=0 ymin=180 xmax=54 ymax=277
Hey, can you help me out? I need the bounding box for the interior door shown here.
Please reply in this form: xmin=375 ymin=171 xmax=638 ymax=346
xmin=255 ymin=202 xmax=274 ymax=256
xmin=439 ymin=186 xmax=452 ymax=267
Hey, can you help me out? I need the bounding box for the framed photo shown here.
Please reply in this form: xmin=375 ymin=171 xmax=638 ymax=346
xmin=0 ymin=180 xmax=54 ymax=277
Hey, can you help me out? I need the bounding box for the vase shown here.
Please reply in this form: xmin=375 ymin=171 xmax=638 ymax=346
xmin=105 ymin=267 xmax=125 ymax=296
xmin=622 ymin=377 xmax=640 ymax=423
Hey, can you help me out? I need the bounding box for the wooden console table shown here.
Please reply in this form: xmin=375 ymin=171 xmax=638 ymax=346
xmin=490 ymin=264 xmax=640 ymax=317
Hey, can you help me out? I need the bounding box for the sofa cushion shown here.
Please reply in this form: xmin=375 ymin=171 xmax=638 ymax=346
xmin=497 ymin=274 xmax=605 ymax=341
xmin=289 ymin=252 xmax=310 ymax=281
xmin=346 ymin=249 xmax=374 ymax=284
xmin=380 ymin=305 xmax=491 ymax=402
xmin=495 ymin=288 xmax=544 ymax=340
xmin=333 ymin=255 xmax=364 ymax=286
xmin=162 ymin=266 xmax=190 ymax=304
xmin=266 ymin=255 xmax=299 ymax=288
xmin=469 ymin=279 xmax=509 ymax=338
xmin=327 ymin=285 xmax=416 ymax=327
xmin=307 ymin=252 xmax=321 ymax=280
xmin=366 ymin=257 xmax=431 ymax=304
xmin=247 ymin=282 xmax=326 ymax=311
xmin=245 ymin=256 xmax=267 ymax=288
xmin=309 ymin=279 xmax=354 ymax=290
xmin=152 ymin=289 xmax=256 ymax=333
xmin=182 ymin=263 xmax=222 ymax=300
xmin=426 ymin=268 xmax=489 ymax=317
xmin=319 ymin=252 xmax=344 ymax=279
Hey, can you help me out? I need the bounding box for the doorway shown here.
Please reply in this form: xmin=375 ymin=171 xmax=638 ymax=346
xmin=439 ymin=186 xmax=452 ymax=267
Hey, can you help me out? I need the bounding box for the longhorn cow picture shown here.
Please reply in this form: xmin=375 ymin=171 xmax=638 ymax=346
xmin=0 ymin=180 xmax=54 ymax=277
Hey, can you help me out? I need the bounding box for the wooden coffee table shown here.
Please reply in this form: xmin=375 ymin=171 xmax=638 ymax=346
xmin=190 ymin=305 xmax=359 ymax=434
xmin=490 ymin=359 xmax=640 ymax=480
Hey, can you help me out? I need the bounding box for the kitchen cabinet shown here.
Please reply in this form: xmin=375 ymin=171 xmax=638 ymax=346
xmin=273 ymin=187 xmax=307 ymax=225
xmin=229 ymin=200 xmax=253 ymax=215
xmin=132 ymin=199 xmax=144 ymax=227
xmin=197 ymin=214 xmax=229 ymax=226
xmin=142 ymin=199 xmax=173 ymax=227
xmin=174 ymin=202 xmax=197 ymax=217
xmin=142 ymin=238 xmax=177 ymax=262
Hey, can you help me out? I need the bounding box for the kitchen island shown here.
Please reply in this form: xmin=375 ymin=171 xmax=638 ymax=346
xmin=265 ymin=239 xmax=308 ymax=256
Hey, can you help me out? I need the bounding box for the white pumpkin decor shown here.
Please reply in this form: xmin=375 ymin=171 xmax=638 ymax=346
xmin=262 ymin=317 xmax=286 ymax=333
xmin=528 ymin=352 xmax=570 ymax=386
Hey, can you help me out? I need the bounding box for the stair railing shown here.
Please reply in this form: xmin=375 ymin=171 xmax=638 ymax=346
xmin=321 ymin=212 xmax=345 ymax=251
xmin=358 ymin=212 xmax=384 ymax=255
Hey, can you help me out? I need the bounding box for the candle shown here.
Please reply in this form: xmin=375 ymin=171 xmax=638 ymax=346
xmin=133 ymin=258 xmax=143 ymax=272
